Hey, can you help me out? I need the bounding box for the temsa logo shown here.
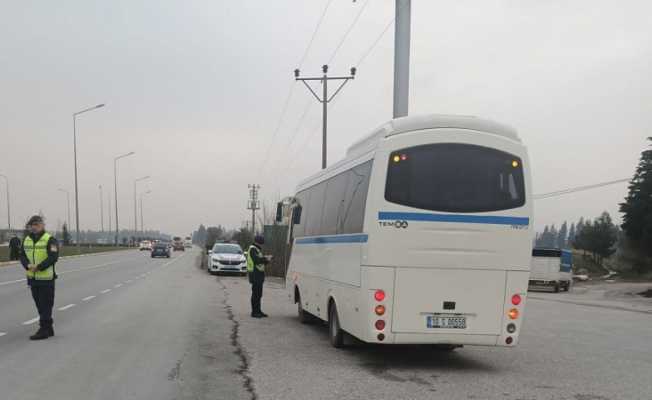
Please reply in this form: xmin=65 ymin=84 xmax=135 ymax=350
xmin=378 ymin=220 xmax=409 ymax=229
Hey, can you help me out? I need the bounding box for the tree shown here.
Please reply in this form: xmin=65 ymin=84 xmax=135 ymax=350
xmin=568 ymin=222 xmax=576 ymax=247
xmin=62 ymin=223 xmax=71 ymax=245
xmin=231 ymin=227 xmax=253 ymax=251
xmin=620 ymin=137 xmax=652 ymax=258
xmin=205 ymin=226 xmax=225 ymax=250
xmin=193 ymin=224 xmax=207 ymax=246
xmin=557 ymin=221 xmax=568 ymax=249
xmin=573 ymin=217 xmax=585 ymax=249
xmin=576 ymin=212 xmax=617 ymax=265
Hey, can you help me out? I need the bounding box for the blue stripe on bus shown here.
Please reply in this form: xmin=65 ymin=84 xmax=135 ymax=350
xmin=295 ymin=234 xmax=369 ymax=245
xmin=378 ymin=211 xmax=529 ymax=226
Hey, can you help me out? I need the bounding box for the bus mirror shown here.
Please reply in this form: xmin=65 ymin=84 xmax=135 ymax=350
xmin=276 ymin=202 xmax=283 ymax=223
xmin=292 ymin=206 xmax=302 ymax=225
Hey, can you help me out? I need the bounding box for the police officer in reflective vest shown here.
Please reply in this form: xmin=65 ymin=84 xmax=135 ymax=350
xmin=246 ymin=235 xmax=270 ymax=318
xmin=19 ymin=215 xmax=59 ymax=340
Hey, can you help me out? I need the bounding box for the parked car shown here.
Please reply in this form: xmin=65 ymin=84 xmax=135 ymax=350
xmin=151 ymin=243 xmax=171 ymax=258
xmin=207 ymin=243 xmax=247 ymax=275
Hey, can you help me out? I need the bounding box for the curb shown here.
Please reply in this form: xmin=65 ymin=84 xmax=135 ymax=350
xmin=0 ymin=248 xmax=135 ymax=268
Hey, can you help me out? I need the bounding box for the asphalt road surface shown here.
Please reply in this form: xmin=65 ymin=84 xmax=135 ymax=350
xmin=1 ymin=250 xmax=650 ymax=400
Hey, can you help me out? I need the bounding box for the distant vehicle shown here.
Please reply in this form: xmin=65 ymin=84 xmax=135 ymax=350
xmin=139 ymin=241 xmax=152 ymax=251
xmin=529 ymin=248 xmax=572 ymax=292
xmin=184 ymin=236 xmax=192 ymax=248
xmin=207 ymin=243 xmax=246 ymax=275
xmin=283 ymin=114 xmax=531 ymax=348
xmin=151 ymin=243 xmax=171 ymax=258
xmin=172 ymin=236 xmax=184 ymax=251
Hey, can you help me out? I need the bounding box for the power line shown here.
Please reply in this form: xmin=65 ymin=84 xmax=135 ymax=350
xmin=298 ymin=0 xmax=335 ymax=69
xmin=327 ymin=0 xmax=371 ymax=65
xmin=534 ymin=178 xmax=630 ymax=200
xmin=259 ymin=0 xmax=335 ymax=177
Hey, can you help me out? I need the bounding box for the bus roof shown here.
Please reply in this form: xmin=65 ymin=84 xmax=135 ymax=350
xmin=346 ymin=114 xmax=520 ymax=159
xmin=296 ymin=114 xmax=520 ymax=192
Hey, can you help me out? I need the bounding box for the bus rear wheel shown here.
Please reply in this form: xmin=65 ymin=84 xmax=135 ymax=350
xmin=328 ymin=302 xmax=345 ymax=348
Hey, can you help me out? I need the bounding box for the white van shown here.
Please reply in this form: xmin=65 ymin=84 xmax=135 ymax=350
xmin=529 ymin=248 xmax=573 ymax=292
xmin=283 ymin=114 xmax=532 ymax=348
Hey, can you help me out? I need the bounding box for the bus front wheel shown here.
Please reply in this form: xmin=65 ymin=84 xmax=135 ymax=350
xmin=328 ymin=302 xmax=345 ymax=348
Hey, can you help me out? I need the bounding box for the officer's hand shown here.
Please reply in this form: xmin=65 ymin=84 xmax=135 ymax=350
xmin=28 ymin=265 xmax=37 ymax=272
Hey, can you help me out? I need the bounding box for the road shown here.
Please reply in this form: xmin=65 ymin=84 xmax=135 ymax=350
xmin=1 ymin=251 xmax=650 ymax=400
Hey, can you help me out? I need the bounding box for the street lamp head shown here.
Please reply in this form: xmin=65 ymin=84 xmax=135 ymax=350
xmin=322 ymin=64 xmax=329 ymax=74
xmin=294 ymin=69 xmax=300 ymax=78
xmin=95 ymin=104 xmax=105 ymax=109
xmin=350 ymin=67 xmax=357 ymax=77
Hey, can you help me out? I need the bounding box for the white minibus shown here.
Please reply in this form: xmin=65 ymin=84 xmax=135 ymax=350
xmin=283 ymin=114 xmax=532 ymax=348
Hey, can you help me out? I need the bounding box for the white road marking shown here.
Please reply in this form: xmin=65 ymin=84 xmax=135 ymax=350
xmin=0 ymin=332 xmax=6 ymax=337
xmin=125 ymin=280 xmax=132 ymax=284
xmin=58 ymin=304 xmax=76 ymax=311
xmin=114 ymin=283 xmax=123 ymax=288
xmin=82 ymin=295 xmax=96 ymax=301
xmin=100 ymin=289 xmax=111 ymax=294
xmin=22 ymin=317 xmax=39 ymax=325
xmin=0 ymin=278 xmax=27 ymax=286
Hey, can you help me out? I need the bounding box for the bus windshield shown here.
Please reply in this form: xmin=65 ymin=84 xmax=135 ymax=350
xmin=385 ymin=143 xmax=525 ymax=213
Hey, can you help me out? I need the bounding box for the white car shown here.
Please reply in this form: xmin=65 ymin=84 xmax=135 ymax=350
xmin=207 ymin=243 xmax=247 ymax=275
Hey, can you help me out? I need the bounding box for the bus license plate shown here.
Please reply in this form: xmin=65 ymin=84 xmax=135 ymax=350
xmin=426 ymin=315 xmax=466 ymax=329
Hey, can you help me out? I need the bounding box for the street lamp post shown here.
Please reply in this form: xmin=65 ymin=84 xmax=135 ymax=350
xmin=0 ymin=174 xmax=10 ymax=231
xmin=73 ymin=103 xmax=105 ymax=252
xmin=113 ymin=152 xmax=135 ymax=246
xmin=99 ymin=184 xmax=104 ymax=233
xmin=139 ymin=190 xmax=151 ymax=236
xmin=57 ymin=188 xmax=71 ymax=233
xmin=133 ymin=176 xmax=150 ymax=241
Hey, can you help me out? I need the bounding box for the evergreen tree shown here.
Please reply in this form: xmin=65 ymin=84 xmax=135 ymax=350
xmin=619 ymin=137 xmax=652 ymax=258
xmin=583 ymin=212 xmax=617 ymax=265
xmin=574 ymin=218 xmax=585 ymax=249
xmin=568 ymin=222 xmax=576 ymax=247
xmin=193 ymin=224 xmax=207 ymax=246
xmin=557 ymin=221 xmax=568 ymax=249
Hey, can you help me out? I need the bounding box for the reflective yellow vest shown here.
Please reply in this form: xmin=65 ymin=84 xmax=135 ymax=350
xmin=23 ymin=233 xmax=55 ymax=280
xmin=246 ymin=245 xmax=265 ymax=273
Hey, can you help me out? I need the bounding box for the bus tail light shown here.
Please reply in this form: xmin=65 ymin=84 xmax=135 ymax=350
xmin=374 ymin=290 xmax=385 ymax=302
xmin=374 ymin=305 xmax=386 ymax=316
xmin=511 ymin=294 xmax=522 ymax=305
xmin=375 ymin=320 xmax=385 ymax=330
xmin=506 ymin=323 xmax=516 ymax=333
xmin=377 ymin=333 xmax=385 ymax=341
xmin=508 ymin=308 xmax=519 ymax=320
xmin=505 ymin=336 xmax=513 ymax=345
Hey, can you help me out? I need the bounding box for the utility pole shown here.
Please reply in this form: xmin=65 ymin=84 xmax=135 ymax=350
xmin=99 ymin=185 xmax=104 ymax=232
xmin=0 ymin=174 xmax=10 ymax=231
xmin=247 ymin=184 xmax=260 ymax=235
xmin=295 ymin=65 xmax=356 ymax=169
xmin=393 ymin=0 xmax=411 ymax=118
xmin=107 ymin=192 xmax=112 ymax=235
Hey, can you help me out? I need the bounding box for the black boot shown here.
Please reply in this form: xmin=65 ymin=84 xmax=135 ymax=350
xmin=29 ymin=327 xmax=50 ymax=341
xmin=46 ymin=326 xmax=55 ymax=337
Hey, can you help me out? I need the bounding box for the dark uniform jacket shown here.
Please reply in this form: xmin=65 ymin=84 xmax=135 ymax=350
xmin=19 ymin=232 xmax=59 ymax=286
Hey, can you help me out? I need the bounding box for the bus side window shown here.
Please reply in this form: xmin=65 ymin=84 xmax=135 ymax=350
xmin=292 ymin=206 xmax=302 ymax=225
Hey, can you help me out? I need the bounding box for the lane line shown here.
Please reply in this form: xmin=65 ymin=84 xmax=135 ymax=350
xmin=22 ymin=317 xmax=39 ymax=325
xmin=125 ymin=280 xmax=132 ymax=284
xmin=0 ymin=332 xmax=6 ymax=337
xmin=114 ymin=283 xmax=123 ymax=288
xmin=58 ymin=304 xmax=76 ymax=311
xmin=0 ymin=278 xmax=27 ymax=286
xmin=0 ymin=258 xmax=136 ymax=286
xmin=82 ymin=295 xmax=96 ymax=301
xmin=100 ymin=289 xmax=111 ymax=294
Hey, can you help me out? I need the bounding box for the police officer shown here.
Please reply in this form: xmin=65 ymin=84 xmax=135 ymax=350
xmin=19 ymin=215 xmax=59 ymax=340
xmin=246 ymin=235 xmax=270 ymax=318
xmin=9 ymin=234 xmax=21 ymax=261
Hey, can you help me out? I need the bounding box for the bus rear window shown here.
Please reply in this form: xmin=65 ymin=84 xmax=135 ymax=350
xmin=385 ymin=143 xmax=525 ymax=213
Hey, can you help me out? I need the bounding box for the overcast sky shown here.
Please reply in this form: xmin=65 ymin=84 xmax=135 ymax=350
xmin=1 ymin=0 xmax=650 ymax=236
